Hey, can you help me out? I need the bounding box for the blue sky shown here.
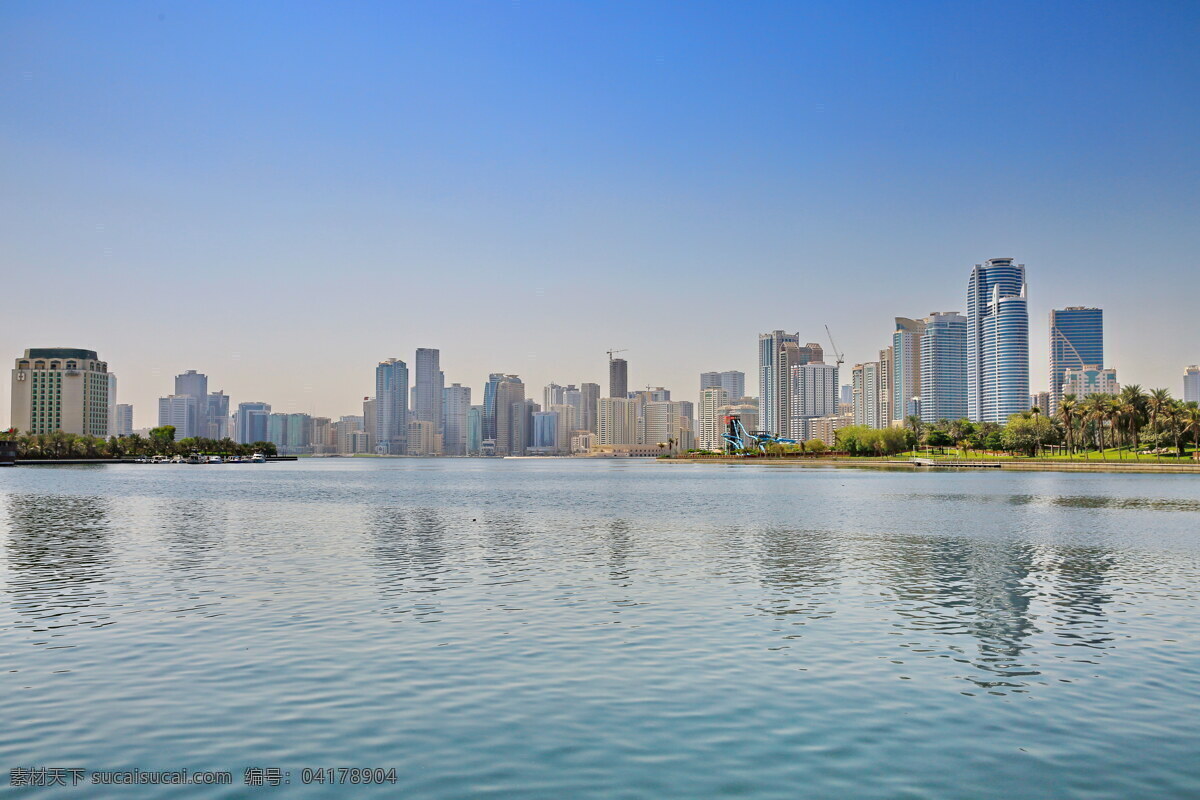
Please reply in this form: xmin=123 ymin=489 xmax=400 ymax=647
xmin=3 ymin=0 xmax=1198 ymax=423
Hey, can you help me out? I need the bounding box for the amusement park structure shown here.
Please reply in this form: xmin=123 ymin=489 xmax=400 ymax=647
xmin=721 ymin=414 xmax=797 ymax=454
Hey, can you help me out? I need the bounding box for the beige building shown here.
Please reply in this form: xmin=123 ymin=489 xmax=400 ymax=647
xmin=407 ymin=419 xmax=440 ymax=455
xmin=11 ymin=348 xmax=110 ymax=437
xmin=598 ymin=397 xmax=639 ymax=445
xmin=698 ymin=387 xmax=729 ymax=451
xmin=810 ymin=413 xmax=853 ymax=446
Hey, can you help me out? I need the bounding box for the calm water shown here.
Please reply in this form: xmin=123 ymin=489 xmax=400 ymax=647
xmin=2 ymin=459 xmax=1199 ymax=798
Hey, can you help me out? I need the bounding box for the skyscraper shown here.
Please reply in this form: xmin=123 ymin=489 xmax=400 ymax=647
xmin=375 ymin=358 xmax=409 ymax=454
xmin=413 ymin=348 xmax=443 ymax=451
xmin=598 ymin=397 xmax=639 ymax=445
xmin=442 ymin=383 xmax=471 ymax=456
xmin=466 ymin=405 xmax=484 ymax=455
xmin=852 ymin=362 xmax=882 ymax=429
xmin=543 ymin=382 xmax=564 ymax=408
xmin=892 ymin=318 xmax=926 ymax=422
xmin=483 ymin=373 xmax=505 ymax=442
xmin=206 ymin=391 xmax=230 ymax=439
xmin=700 ymin=370 xmax=745 ymax=402
xmin=106 ymin=373 xmax=118 ymax=437
xmin=919 ymin=312 xmax=967 ymax=423
xmin=174 ymin=370 xmax=209 ymax=438
xmin=493 ymin=375 xmax=525 ymax=456
xmin=609 ymin=358 xmax=628 ymax=399
xmin=967 ymin=258 xmax=1029 ymax=423
xmin=1049 ymin=307 xmax=1103 ymax=413
xmin=1186 ymin=366 xmax=1200 ymax=404
xmin=580 ymin=382 xmax=600 ymax=433
xmin=158 ymin=395 xmax=198 ymax=439
xmin=758 ymin=330 xmax=798 ymax=436
xmin=788 ymin=362 xmax=838 ymax=440
xmin=698 ymin=387 xmax=729 ymax=451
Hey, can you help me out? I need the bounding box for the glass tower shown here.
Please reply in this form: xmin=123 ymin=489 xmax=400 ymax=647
xmin=919 ymin=312 xmax=967 ymax=423
xmin=967 ymin=258 xmax=1029 ymax=423
xmin=1049 ymin=307 xmax=1103 ymax=412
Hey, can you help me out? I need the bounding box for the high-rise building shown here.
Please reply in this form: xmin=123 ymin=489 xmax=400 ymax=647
xmin=580 ymin=382 xmax=600 ymax=434
xmin=1185 ymin=366 xmax=1200 ymax=404
xmin=852 ymin=362 xmax=882 ymax=429
xmin=413 ymin=349 xmax=444 ymax=446
xmin=878 ymin=346 xmax=893 ymax=427
xmin=967 ymin=258 xmax=1030 ymax=423
xmin=483 ymin=373 xmax=506 ymax=442
xmin=598 ymin=397 xmax=639 ymax=445
xmin=608 ymin=358 xmax=628 ymax=399
xmin=840 ymin=384 xmax=853 ymax=405
xmin=361 ymin=397 xmax=377 ymax=452
xmin=543 ymin=383 xmax=565 ymax=409
xmin=407 ymin=419 xmax=439 ymax=455
xmin=919 ymin=312 xmax=968 ymax=423
xmin=235 ymin=402 xmax=271 ymax=444
xmin=561 ymin=386 xmax=583 ymax=429
xmin=698 ymin=387 xmax=729 ymax=451
xmin=206 ymin=391 xmax=230 ymax=439
xmin=114 ymin=404 xmax=134 ymax=437
xmin=892 ymin=318 xmax=926 ymax=422
xmin=788 ymin=362 xmax=838 ymax=440
xmin=158 ymin=395 xmax=199 ymax=439
xmin=548 ymin=404 xmax=577 ymax=454
xmin=1062 ymin=367 xmax=1119 ymax=400
xmin=106 ymin=373 xmax=118 ymax=437
xmin=493 ymin=376 xmax=526 ymax=456
xmin=466 ymin=405 xmax=484 ymax=455
xmin=15 ymin=349 xmax=112 ymax=436
xmin=758 ymin=330 xmax=798 ymax=436
xmin=375 ymin=358 xmax=409 ymax=454
xmin=1049 ymin=307 xmax=1103 ymax=413
xmin=173 ymin=370 xmax=209 ymax=439
xmin=442 ymin=383 xmax=471 ymax=456
xmin=531 ymin=411 xmax=559 ymax=452
xmin=701 ymin=371 xmax=744 ymax=402
xmin=1030 ymin=391 xmax=1051 ymax=412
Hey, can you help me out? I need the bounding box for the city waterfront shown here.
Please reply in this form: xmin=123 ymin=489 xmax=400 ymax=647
xmin=2 ymin=459 xmax=1199 ymax=798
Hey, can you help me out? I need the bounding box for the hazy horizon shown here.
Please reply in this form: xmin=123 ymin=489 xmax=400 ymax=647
xmin=4 ymin=1 xmax=1198 ymax=428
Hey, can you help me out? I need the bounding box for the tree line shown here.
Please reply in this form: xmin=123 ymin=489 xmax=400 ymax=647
xmin=0 ymin=425 xmax=278 ymax=460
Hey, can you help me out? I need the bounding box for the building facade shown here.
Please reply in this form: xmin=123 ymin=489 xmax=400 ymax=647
xmin=235 ymin=402 xmax=271 ymax=444
xmin=1186 ymin=366 xmax=1200 ymax=404
xmin=1061 ymin=366 xmax=1119 ymax=400
xmin=852 ymin=362 xmax=882 ymax=429
xmin=598 ymin=397 xmax=639 ymax=446
xmin=114 ymin=403 xmax=134 ymax=437
xmin=1049 ymin=307 xmax=1103 ymax=413
xmin=11 ymin=348 xmax=111 ymax=436
xmin=698 ymin=387 xmax=729 ymax=451
xmin=413 ymin=348 xmax=444 ymax=449
xmin=788 ymin=362 xmax=838 ymax=440
xmin=609 ymin=358 xmax=628 ymax=399
xmin=442 ymin=383 xmax=471 ymax=456
xmin=892 ymin=318 xmax=925 ymax=423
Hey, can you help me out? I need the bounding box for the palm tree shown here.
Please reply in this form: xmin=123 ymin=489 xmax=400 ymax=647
xmin=1057 ymin=395 xmax=1077 ymax=455
xmin=1165 ymin=401 xmax=1185 ymax=457
xmin=1148 ymin=388 xmax=1172 ymax=455
xmin=1184 ymin=403 xmax=1200 ymax=459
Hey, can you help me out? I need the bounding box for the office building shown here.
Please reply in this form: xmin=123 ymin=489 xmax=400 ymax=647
xmin=206 ymin=391 xmax=230 ymax=439
xmin=413 ymin=348 xmax=443 ymax=448
xmin=173 ymin=370 xmax=209 ymax=438
xmin=235 ymin=402 xmax=271 ymax=444
xmin=442 ymin=383 xmax=471 ymax=456
xmin=1030 ymin=392 xmax=1051 ymax=412
xmin=609 ymin=358 xmax=628 ymax=399
xmin=698 ymin=387 xmax=729 ymax=451
xmin=701 ymin=370 xmax=744 ymax=402
xmin=1186 ymin=366 xmax=1200 ymax=404
xmin=531 ymin=411 xmax=560 ymax=453
xmin=483 ymin=373 xmax=506 ymax=442
xmin=14 ymin=349 xmax=111 ymax=436
xmin=158 ymin=395 xmax=199 ymax=439
xmin=544 ymin=383 xmax=565 ymax=408
xmin=1049 ymin=307 xmax=1104 ymax=413
xmin=493 ymin=375 xmax=526 ymax=456
xmin=580 ymin=382 xmax=600 ymax=434
xmin=114 ymin=404 xmax=134 ymax=437
xmin=919 ymin=312 xmax=968 ymax=423
xmin=967 ymin=258 xmax=1030 ymax=422
xmin=466 ymin=405 xmax=484 ymax=455
xmin=840 ymin=384 xmax=853 ymax=405
xmin=375 ymin=358 xmax=409 ymax=454
xmin=1061 ymin=366 xmax=1119 ymax=400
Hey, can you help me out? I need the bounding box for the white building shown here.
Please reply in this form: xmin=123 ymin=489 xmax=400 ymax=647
xmin=788 ymin=362 xmax=838 ymax=440
xmin=1185 ymin=365 xmax=1200 ymax=404
xmin=852 ymin=362 xmax=883 ymax=429
xmin=114 ymin=404 xmax=134 ymax=437
xmin=1061 ymin=366 xmax=1118 ymax=400
xmin=158 ymin=394 xmax=200 ymax=439
xmin=698 ymin=387 xmax=729 ymax=451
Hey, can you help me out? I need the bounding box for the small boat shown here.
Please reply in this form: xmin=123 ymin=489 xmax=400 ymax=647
xmin=186 ymin=453 xmax=202 ymax=464
xmin=249 ymin=453 xmax=266 ymax=463
xmin=207 ymin=455 xmax=223 ymax=464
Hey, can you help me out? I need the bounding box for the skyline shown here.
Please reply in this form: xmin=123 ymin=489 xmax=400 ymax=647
xmin=4 ymin=2 xmax=1199 ymax=424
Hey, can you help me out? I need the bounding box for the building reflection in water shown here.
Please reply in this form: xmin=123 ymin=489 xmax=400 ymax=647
xmin=874 ymin=534 xmax=1114 ymax=693
xmin=5 ymin=494 xmax=114 ymax=639
xmin=752 ymin=526 xmax=842 ymax=626
xmin=369 ymin=505 xmax=449 ymax=623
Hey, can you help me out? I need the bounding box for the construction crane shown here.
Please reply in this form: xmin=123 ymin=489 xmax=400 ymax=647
xmin=606 ymin=348 xmax=628 ymax=360
xmin=824 ymin=325 xmax=845 ymax=369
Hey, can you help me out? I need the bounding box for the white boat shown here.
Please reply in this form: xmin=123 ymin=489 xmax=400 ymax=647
xmin=207 ymin=455 xmax=223 ymax=464
xmin=250 ymin=453 xmax=266 ymax=463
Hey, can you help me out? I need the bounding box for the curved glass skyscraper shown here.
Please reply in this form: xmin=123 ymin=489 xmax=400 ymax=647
xmin=967 ymin=258 xmax=1029 ymax=423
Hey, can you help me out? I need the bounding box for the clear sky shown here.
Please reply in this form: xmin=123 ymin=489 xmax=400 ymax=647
xmin=3 ymin=0 xmax=1198 ymax=426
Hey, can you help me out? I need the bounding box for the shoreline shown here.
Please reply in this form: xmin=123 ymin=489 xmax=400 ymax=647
xmin=656 ymin=457 xmax=1200 ymax=474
